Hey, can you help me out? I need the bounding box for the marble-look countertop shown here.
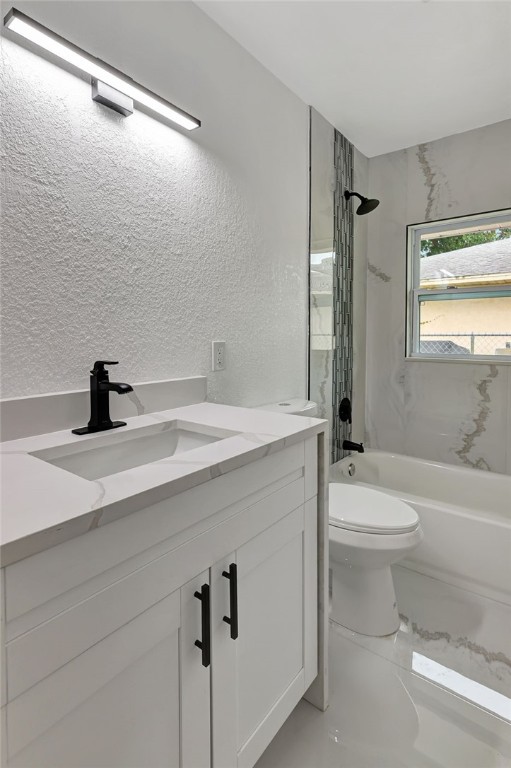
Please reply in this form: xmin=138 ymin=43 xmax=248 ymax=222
xmin=0 ymin=402 xmax=327 ymax=566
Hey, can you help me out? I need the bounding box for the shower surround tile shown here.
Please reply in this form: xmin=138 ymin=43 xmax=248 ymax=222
xmin=505 ymin=370 xmax=511 ymax=474
xmin=332 ymin=132 xmax=354 ymax=463
xmin=402 ymin=362 xmax=510 ymax=474
xmin=351 ymin=149 xmax=369 ymax=446
xmin=309 ymin=111 xmax=368 ymax=460
xmin=365 ymin=121 xmax=511 ymax=474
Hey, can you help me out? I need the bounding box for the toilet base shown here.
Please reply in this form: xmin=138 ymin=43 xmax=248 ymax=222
xmin=331 ymin=562 xmax=400 ymax=636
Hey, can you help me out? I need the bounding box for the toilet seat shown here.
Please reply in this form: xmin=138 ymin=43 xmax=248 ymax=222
xmin=329 ymin=483 xmax=419 ymax=535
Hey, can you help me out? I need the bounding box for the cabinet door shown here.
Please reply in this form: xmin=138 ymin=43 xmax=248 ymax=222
xmin=211 ymin=502 xmax=317 ymax=768
xmin=5 ymin=571 xmax=210 ymax=768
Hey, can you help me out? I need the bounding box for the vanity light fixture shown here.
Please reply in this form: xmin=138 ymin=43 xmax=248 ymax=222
xmin=3 ymin=7 xmax=201 ymax=130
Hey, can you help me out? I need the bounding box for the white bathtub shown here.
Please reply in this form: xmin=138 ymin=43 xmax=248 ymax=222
xmin=330 ymin=451 xmax=511 ymax=605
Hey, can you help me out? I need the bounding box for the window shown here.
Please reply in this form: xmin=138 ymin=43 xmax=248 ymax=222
xmin=407 ymin=209 xmax=511 ymax=360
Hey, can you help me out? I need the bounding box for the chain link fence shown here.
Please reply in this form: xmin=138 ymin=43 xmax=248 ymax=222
xmin=420 ymin=333 xmax=511 ymax=356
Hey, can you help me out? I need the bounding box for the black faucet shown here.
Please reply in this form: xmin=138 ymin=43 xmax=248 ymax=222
xmin=72 ymin=361 xmax=133 ymax=435
xmin=342 ymin=439 xmax=365 ymax=453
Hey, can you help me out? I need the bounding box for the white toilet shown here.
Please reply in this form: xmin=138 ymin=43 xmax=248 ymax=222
xmin=255 ymin=400 xmax=419 ymax=636
xmin=329 ymin=483 xmax=423 ymax=636
xmin=255 ymin=398 xmax=318 ymax=417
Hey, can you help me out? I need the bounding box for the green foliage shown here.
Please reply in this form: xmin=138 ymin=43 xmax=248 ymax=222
xmin=421 ymin=229 xmax=511 ymax=257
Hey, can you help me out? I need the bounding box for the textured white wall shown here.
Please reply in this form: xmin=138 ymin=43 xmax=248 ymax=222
xmin=365 ymin=120 xmax=511 ymax=473
xmin=0 ymin=1 xmax=309 ymax=404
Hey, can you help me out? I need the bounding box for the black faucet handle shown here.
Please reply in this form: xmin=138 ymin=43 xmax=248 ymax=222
xmin=91 ymin=361 xmax=119 ymax=375
xmin=339 ymin=397 xmax=352 ymax=424
xmin=92 ymin=360 xmax=119 ymax=370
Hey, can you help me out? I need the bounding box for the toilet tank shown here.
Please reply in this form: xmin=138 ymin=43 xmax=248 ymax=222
xmin=254 ymin=399 xmax=318 ymax=417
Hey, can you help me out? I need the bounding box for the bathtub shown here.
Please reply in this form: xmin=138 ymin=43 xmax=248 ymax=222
xmin=330 ymin=451 xmax=511 ymax=605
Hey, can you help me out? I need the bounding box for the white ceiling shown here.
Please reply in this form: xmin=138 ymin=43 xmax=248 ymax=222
xmin=198 ymin=1 xmax=511 ymax=157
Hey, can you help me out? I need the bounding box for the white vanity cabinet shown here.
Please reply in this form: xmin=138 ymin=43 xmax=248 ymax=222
xmin=1 ymin=438 xmax=321 ymax=768
xmin=3 ymin=563 xmax=211 ymax=768
xmin=211 ymin=498 xmax=317 ymax=768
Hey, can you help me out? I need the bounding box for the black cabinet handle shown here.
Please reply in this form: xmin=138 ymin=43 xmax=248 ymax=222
xmin=194 ymin=583 xmax=210 ymax=667
xmin=222 ymin=563 xmax=239 ymax=640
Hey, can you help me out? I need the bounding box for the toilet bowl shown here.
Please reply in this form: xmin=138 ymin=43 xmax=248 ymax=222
xmin=329 ymin=483 xmax=423 ymax=636
xmin=255 ymin=398 xmax=318 ymax=417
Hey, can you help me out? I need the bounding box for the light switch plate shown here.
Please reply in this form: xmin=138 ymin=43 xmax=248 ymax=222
xmin=212 ymin=341 xmax=226 ymax=371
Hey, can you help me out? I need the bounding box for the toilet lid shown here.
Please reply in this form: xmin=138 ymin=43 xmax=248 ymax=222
xmin=329 ymin=483 xmax=419 ymax=534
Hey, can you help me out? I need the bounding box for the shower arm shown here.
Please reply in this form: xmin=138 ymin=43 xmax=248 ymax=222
xmin=344 ymin=190 xmax=363 ymax=203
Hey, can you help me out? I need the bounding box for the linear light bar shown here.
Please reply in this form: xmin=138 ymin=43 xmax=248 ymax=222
xmin=3 ymin=7 xmax=201 ymax=131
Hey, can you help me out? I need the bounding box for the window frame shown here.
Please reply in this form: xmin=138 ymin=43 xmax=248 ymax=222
xmin=406 ymin=208 xmax=511 ymax=363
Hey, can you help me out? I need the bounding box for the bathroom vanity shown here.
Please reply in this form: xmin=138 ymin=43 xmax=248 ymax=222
xmin=0 ymin=401 xmax=328 ymax=768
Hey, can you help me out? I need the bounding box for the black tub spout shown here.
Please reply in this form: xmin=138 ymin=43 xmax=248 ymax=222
xmin=342 ymin=439 xmax=365 ymax=453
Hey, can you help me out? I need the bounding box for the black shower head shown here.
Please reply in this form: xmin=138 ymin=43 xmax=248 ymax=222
xmin=344 ymin=190 xmax=380 ymax=216
xmin=357 ymin=197 xmax=380 ymax=215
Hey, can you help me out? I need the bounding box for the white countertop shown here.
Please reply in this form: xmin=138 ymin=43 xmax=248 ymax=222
xmin=0 ymin=402 xmax=326 ymax=566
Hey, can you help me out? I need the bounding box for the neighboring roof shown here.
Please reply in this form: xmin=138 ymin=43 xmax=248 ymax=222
xmin=421 ymin=238 xmax=511 ymax=281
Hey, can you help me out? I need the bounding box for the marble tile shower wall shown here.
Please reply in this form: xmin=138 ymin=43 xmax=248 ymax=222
xmin=365 ymin=120 xmax=511 ymax=474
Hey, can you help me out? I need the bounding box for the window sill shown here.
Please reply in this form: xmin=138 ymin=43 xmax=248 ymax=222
xmin=405 ymin=355 xmax=511 ymax=366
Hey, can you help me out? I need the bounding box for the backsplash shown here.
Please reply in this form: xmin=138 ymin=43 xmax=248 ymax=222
xmin=365 ymin=120 xmax=511 ymax=474
xmin=0 ymin=376 xmax=207 ymax=441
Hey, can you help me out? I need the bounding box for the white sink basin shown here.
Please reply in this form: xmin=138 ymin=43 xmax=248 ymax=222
xmin=32 ymin=420 xmax=238 ymax=481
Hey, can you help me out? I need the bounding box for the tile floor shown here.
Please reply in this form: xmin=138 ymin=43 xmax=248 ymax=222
xmin=256 ymin=565 xmax=511 ymax=768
